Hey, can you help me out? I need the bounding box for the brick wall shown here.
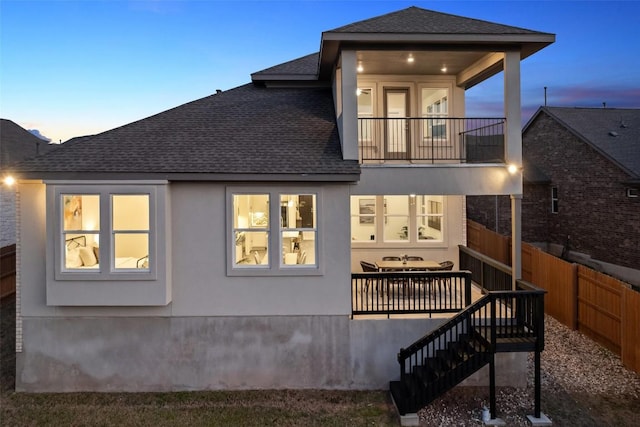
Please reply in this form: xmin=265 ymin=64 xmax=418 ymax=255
xmin=0 ymin=187 xmax=16 ymax=248
xmin=524 ymin=113 xmax=639 ymax=269
xmin=467 ymin=111 xmax=639 ymax=270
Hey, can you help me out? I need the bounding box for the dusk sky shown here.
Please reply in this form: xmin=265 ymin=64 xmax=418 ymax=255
xmin=1 ymin=0 xmax=639 ymax=144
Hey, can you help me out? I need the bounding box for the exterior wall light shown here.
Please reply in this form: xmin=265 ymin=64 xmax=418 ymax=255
xmin=507 ymin=164 xmax=520 ymax=174
xmin=3 ymin=175 xmax=15 ymax=186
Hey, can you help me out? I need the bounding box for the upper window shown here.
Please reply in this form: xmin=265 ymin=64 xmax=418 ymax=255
xmin=421 ymin=88 xmax=449 ymax=141
xmin=55 ymin=186 xmax=155 ymax=280
xmin=351 ymin=195 xmax=444 ymax=243
xmin=229 ymin=189 xmax=319 ymax=274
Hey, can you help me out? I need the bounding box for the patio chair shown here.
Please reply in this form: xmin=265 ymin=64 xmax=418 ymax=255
xmin=438 ymin=260 xmax=454 ymax=270
xmin=406 ymin=256 xmax=424 ymax=261
xmin=360 ymin=260 xmax=379 ymax=293
xmin=382 ymin=256 xmax=402 ymax=261
xmin=431 ymin=260 xmax=455 ymax=297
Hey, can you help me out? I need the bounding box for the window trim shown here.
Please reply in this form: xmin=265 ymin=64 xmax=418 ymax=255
xmin=350 ymin=195 xmax=447 ymax=247
xmin=551 ymin=186 xmax=559 ymax=214
xmin=52 ymin=184 xmax=158 ymax=281
xmin=226 ymin=187 xmax=323 ymax=277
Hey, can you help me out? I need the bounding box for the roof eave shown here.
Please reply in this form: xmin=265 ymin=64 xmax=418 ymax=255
xmin=15 ymin=171 xmax=361 ymax=183
xmin=318 ymin=32 xmax=555 ymax=79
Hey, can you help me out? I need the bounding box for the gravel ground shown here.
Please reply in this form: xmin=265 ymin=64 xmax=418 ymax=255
xmin=418 ymin=315 xmax=640 ymax=426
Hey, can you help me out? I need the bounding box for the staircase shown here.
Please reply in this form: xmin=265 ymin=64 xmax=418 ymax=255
xmin=390 ymin=286 xmax=545 ymax=416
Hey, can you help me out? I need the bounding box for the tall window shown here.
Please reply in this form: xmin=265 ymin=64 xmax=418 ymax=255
xmin=383 ymin=196 xmax=410 ymax=242
xmin=280 ymin=194 xmax=316 ymax=266
xmin=421 ymin=88 xmax=449 ymax=140
xmin=357 ymin=87 xmax=374 ymax=158
xmin=551 ymin=186 xmax=559 ymax=213
xmin=232 ymin=194 xmax=270 ymax=267
xmin=351 ymin=196 xmax=376 ymax=242
xmin=417 ymin=195 xmax=444 ymax=241
xmin=62 ymin=194 xmax=100 ymax=270
xmin=112 ymin=195 xmax=150 ymax=269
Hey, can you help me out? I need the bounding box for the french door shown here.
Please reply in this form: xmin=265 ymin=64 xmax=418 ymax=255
xmin=384 ymin=88 xmax=410 ymax=160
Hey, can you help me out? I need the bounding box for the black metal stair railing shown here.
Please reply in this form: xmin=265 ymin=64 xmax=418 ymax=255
xmin=390 ymin=284 xmax=545 ymax=416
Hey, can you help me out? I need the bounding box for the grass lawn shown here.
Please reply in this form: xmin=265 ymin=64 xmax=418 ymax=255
xmin=0 ymin=389 xmax=399 ymax=427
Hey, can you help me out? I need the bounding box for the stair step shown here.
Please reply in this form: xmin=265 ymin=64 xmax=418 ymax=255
xmin=390 ymin=379 xmax=423 ymax=415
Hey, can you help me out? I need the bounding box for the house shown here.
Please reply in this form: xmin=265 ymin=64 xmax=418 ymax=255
xmin=8 ymin=6 xmax=554 ymax=418
xmin=1 ymin=119 xmax=56 ymax=249
xmin=467 ymin=107 xmax=640 ymax=287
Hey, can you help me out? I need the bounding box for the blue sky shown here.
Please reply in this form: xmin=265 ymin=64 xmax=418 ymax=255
xmin=1 ymin=0 xmax=639 ymax=143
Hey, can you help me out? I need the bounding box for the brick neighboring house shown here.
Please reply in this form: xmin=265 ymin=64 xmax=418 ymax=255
xmin=467 ymin=107 xmax=640 ymax=284
xmin=0 ymin=119 xmax=56 ymax=248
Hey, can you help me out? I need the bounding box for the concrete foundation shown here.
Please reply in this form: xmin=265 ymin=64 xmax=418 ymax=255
xmin=17 ymin=315 xmax=528 ymax=392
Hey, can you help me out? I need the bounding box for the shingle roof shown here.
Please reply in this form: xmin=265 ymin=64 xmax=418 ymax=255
xmin=533 ymin=107 xmax=640 ymax=178
xmin=0 ymin=119 xmax=57 ymax=167
xmin=251 ymin=53 xmax=319 ymax=81
xmin=327 ymin=6 xmax=544 ymax=35
xmin=12 ymin=85 xmax=359 ymax=179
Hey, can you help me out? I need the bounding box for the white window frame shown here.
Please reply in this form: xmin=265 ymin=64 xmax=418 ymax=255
xmin=350 ymin=195 xmax=446 ymax=247
xmin=51 ymin=184 xmax=158 ymax=281
xmin=551 ymin=186 xmax=559 ymax=214
xmin=226 ymin=187 xmax=322 ymax=276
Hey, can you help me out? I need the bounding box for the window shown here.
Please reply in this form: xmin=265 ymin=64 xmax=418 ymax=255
xmin=232 ymin=194 xmax=270 ymax=267
xmin=229 ymin=188 xmax=320 ymax=274
xmin=417 ymin=196 xmax=443 ymax=240
xmin=384 ymin=196 xmax=410 ymax=242
xmin=357 ymin=87 xmax=375 ymax=158
xmin=421 ymin=88 xmax=449 ymax=141
xmin=54 ymin=185 xmax=156 ymax=280
xmin=350 ymin=195 xmax=445 ymax=244
xmin=551 ymin=186 xmax=559 ymax=213
xmin=280 ymin=194 xmax=316 ymax=266
xmin=47 ymin=183 xmax=168 ymax=306
xmin=351 ymin=197 xmax=376 ymax=242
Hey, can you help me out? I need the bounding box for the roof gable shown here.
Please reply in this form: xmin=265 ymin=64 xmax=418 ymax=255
xmin=526 ymin=107 xmax=640 ymax=178
xmin=0 ymin=119 xmax=56 ymax=167
xmin=251 ymin=53 xmax=319 ymax=82
xmin=327 ymin=6 xmax=542 ymax=35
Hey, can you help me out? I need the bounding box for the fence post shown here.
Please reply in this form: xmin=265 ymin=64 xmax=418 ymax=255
xmin=570 ymin=263 xmax=578 ymax=330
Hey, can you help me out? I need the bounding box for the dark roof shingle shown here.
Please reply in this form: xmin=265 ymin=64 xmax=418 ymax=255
xmin=327 ymin=6 xmax=546 ymax=35
xmin=536 ymin=107 xmax=640 ymax=178
xmin=13 ymin=85 xmax=358 ymax=179
xmin=0 ymin=119 xmax=57 ymax=167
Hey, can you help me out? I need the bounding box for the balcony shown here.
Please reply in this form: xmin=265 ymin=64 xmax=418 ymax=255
xmin=358 ymin=117 xmax=505 ymax=164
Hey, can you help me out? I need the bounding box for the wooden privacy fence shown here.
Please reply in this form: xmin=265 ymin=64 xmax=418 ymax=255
xmin=467 ymin=220 xmax=510 ymax=265
xmin=0 ymin=244 xmax=16 ymax=299
xmin=467 ymin=220 xmax=640 ymax=374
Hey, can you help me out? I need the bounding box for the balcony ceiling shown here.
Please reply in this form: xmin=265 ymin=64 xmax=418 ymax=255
xmin=355 ymin=50 xmax=489 ymax=76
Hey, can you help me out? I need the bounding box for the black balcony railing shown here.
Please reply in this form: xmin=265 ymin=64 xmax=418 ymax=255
xmin=358 ymin=117 xmax=505 ymax=163
xmin=351 ymin=271 xmax=472 ymax=317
